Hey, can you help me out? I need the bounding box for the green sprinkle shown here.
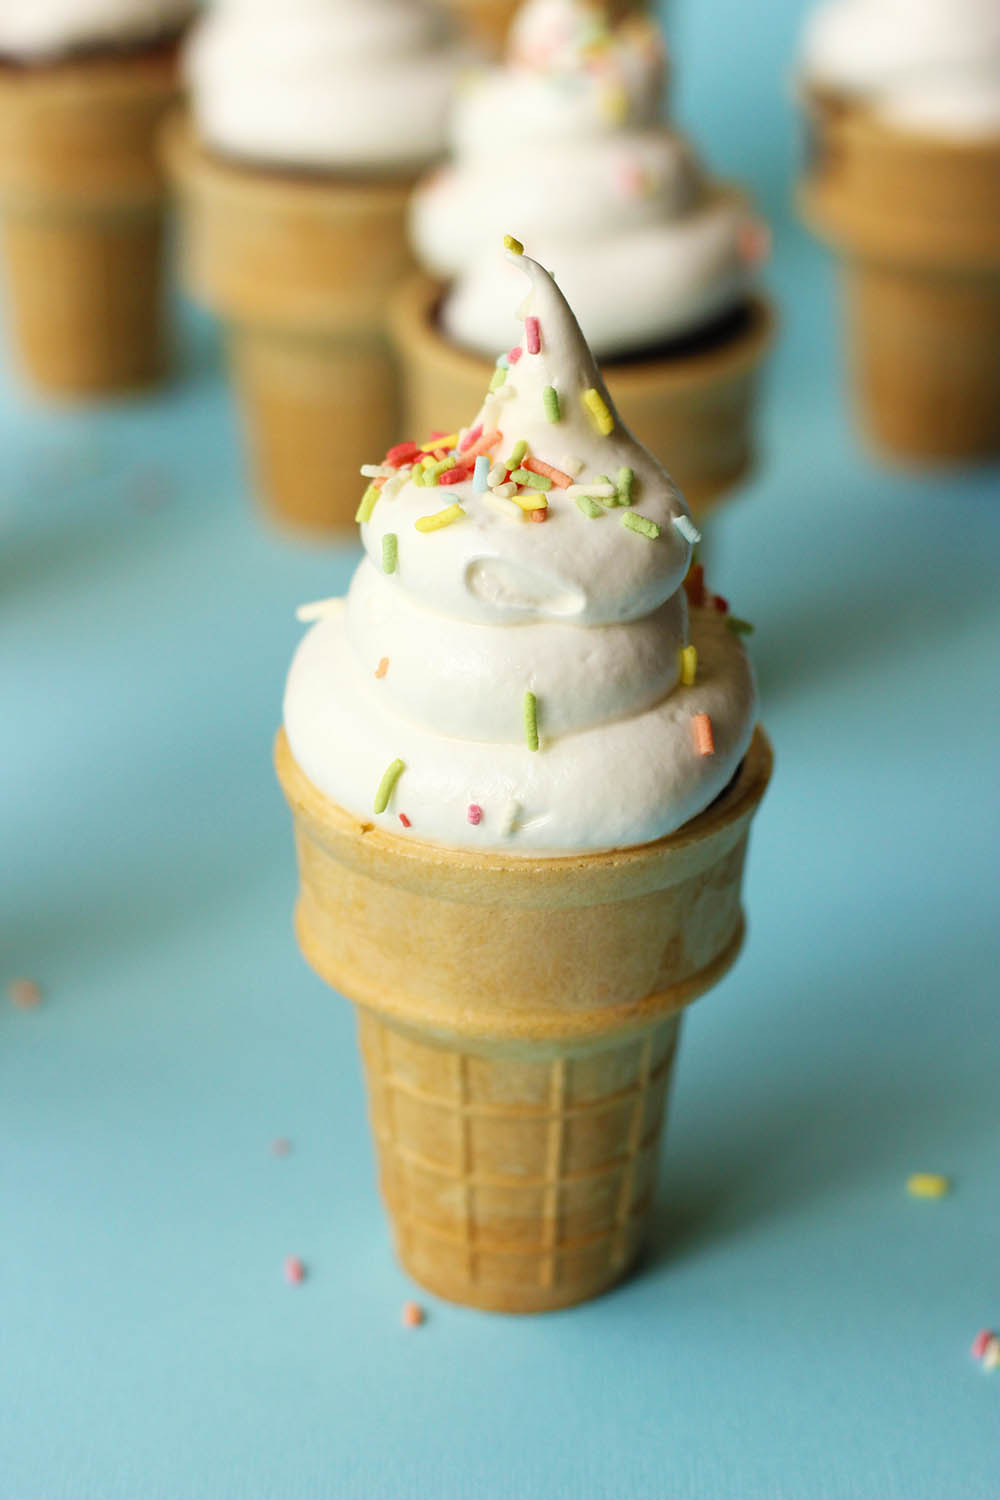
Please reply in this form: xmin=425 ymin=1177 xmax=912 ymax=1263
xmin=575 ymin=495 xmax=604 ymax=518
xmin=543 ymin=386 xmax=561 ymax=423
xmin=621 ymin=512 xmax=661 ymax=540
xmin=382 ymin=533 xmax=398 ymax=574
xmin=523 ymin=691 xmax=539 ymax=752
xmin=355 ymin=483 xmax=380 ymax=524
xmin=504 ymin=234 xmax=524 ymax=255
xmin=616 ymin=466 xmax=634 ymax=506
xmin=428 ymin=456 xmax=456 ymax=480
xmin=511 ymin=468 xmax=552 ymax=491
xmin=412 ymin=467 xmax=425 ymax=487
xmin=727 ymin=616 xmax=755 ymax=636
xmin=507 ymin=439 xmax=528 ymax=470
xmin=598 ymin=475 xmax=619 ymax=507
xmin=489 ymin=365 xmax=508 ymax=392
xmin=373 ymin=758 xmax=405 ymax=814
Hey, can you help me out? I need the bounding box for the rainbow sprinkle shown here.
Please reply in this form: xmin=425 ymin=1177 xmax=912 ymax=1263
xmin=508 ymin=345 xmax=523 ymax=365
xmin=419 ymin=432 xmax=457 ymax=453
xmin=523 ymin=456 xmax=572 ymax=488
xmin=622 ymin=512 xmax=660 ymax=539
xmin=500 ymin=799 xmax=521 ymax=836
xmin=525 ymin=317 xmax=541 ymax=355
xmin=489 ymin=365 xmax=508 ymax=392
xmin=523 ymin=691 xmax=539 ymax=751
xmin=467 ymin=804 xmax=483 ymax=826
xmin=511 ymin=492 xmax=548 ymax=512
xmin=575 ymin=495 xmax=604 ymax=518
xmin=616 ymin=467 xmax=634 ymax=506
xmin=906 ymin=1173 xmax=951 ymax=1198
xmin=507 ymin=438 xmax=528 ymax=470
xmin=462 ymin=429 xmax=502 ymax=461
xmin=680 ymin=646 xmax=698 ymax=686
xmin=543 ymin=386 xmax=561 ymax=423
xmin=415 ymin=504 xmax=465 ymax=533
xmin=561 ymin=455 xmax=584 ymax=475
xmin=483 ymin=492 xmax=523 ymax=521
xmin=672 ymin=513 xmax=702 ymax=545
xmin=355 ymin=483 xmax=380 ymax=524
xmin=582 ymin=387 xmax=614 ymax=435
xmin=565 ymin=481 xmax=615 ymax=498
xmin=511 ymin=468 xmax=552 ymax=491
xmin=473 ymin=455 xmax=490 ymax=492
xmin=727 ymin=617 xmax=755 ymax=636
xmin=504 ymin=234 xmax=524 ymax=255
xmin=692 ymin=714 xmax=715 ymax=757
xmin=398 ymin=813 xmax=411 ymax=829
xmin=382 ymin=534 xmax=398 ymax=574
xmin=427 ymin=456 xmax=456 ymax=480
xmin=375 ymin=657 xmax=389 ymax=679
xmin=374 ymin=758 xmax=405 ymax=814
xmin=459 ymin=423 xmax=482 ymax=452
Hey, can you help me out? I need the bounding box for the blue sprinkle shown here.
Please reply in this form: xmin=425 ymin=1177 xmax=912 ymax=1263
xmin=473 ymin=455 xmax=490 ymax=493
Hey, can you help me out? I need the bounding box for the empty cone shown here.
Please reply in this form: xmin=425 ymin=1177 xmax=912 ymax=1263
xmin=276 ymin=725 xmax=772 ymax=1313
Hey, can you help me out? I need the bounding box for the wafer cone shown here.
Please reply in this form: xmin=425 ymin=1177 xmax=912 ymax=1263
xmin=800 ymin=100 xmax=1000 ymax=462
xmin=0 ymin=43 xmax=181 ymax=395
xmin=164 ymin=113 xmax=416 ymax=532
xmin=276 ymin=724 xmax=772 ymax=1313
xmin=390 ymin=274 xmax=774 ymax=520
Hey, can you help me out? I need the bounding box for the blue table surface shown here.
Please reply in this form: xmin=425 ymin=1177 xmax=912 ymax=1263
xmin=2 ymin=4 xmax=999 ymax=1497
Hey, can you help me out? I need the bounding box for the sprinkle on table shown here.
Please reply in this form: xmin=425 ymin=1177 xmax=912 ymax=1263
xmin=375 ymin=657 xmax=389 ymax=679
xmin=582 ymin=387 xmax=614 ymax=436
xmin=525 ymin=316 xmax=541 ymax=355
xmin=415 ymin=504 xmax=465 ymax=533
xmin=284 ymin=1256 xmax=306 ymax=1286
xmin=504 ymin=234 xmax=524 ymax=256
xmin=692 ymin=713 xmax=715 ymax=757
xmin=575 ymin=495 xmax=604 ymax=518
xmin=355 ymin=482 xmax=380 ymax=524
xmin=523 ymin=691 xmax=539 ymax=752
xmin=473 ymin=455 xmax=490 ymax=492
xmin=402 ymin=1300 xmax=425 ymax=1328
xmin=467 ymin=804 xmax=483 ymax=826
xmin=270 ymin=1138 xmax=292 ymax=1157
xmin=543 ymin=386 xmax=561 ymax=423
xmin=971 ymin=1330 xmax=995 ymax=1360
xmin=398 ymin=813 xmax=411 ymax=829
xmin=616 ymin=467 xmax=634 ymax=506
xmin=8 ymin=977 xmax=42 ymax=1009
xmin=680 ymin=645 xmax=698 ymax=686
xmin=727 ymin=617 xmax=755 ymax=636
xmin=374 ymin=758 xmax=405 ymax=814
xmin=621 ymin=512 xmax=660 ymax=540
xmin=672 ymin=513 xmax=702 ymax=545
xmin=381 ymin=534 xmax=398 ymax=574
xmin=906 ymin=1173 xmax=951 ymax=1198
xmin=983 ymin=1339 xmax=1000 ymax=1372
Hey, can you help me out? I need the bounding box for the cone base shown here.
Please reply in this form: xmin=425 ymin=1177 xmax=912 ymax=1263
xmin=389 ymin=275 xmax=774 ymax=520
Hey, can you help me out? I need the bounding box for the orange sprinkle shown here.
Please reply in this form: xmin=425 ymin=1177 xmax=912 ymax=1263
xmin=402 ymin=1301 xmax=425 ymax=1328
xmin=460 ymin=429 xmax=503 ymax=462
xmin=8 ymin=977 xmax=42 ymax=1009
xmin=375 ymin=657 xmax=389 ymax=679
xmin=522 ymin=456 xmax=572 ymax=489
xmin=692 ymin=713 xmax=715 ymax=757
xmin=527 ymin=507 xmax=548 ymax=523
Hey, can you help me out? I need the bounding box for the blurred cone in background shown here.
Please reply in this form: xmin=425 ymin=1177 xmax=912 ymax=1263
xmin=0 ymin=40 xmax=183 ymax=396
xmin=276 ymin=726 xmax=771 ymax=1313
xmin=165 ymin=115 xmax=414 ymax=534
xmin=800 ymin=97 xmax=1000 ymax=464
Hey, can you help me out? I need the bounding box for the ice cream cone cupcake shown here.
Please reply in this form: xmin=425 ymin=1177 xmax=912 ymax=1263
xmin=0 ymin=2 xmax=193 ymax=396
xmin=166 ymin=1 xmax=474 ymax=534
xmin=398 ymin=0 xmax=774 ymax=522
xmin=797 ymin=0 xmax=1000 ymax=463
xmin=277 ymin=247 xmax=772 ymax=1312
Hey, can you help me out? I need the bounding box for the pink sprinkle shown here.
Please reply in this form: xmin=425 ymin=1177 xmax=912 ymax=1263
xmin=427 ymin=430 xmax=447 ymax=441
xmin=467 ymin=804 xmax=483 ymax=826
xmin=461 ymin=429 xmax=502 ymax=462
xmin=525 ymin=317 xmax=541 ymax=355
xmin=284 ymin=1256 xmax=306 ymax=1285
xmin=270 ymin=1138 xmax=292 ymax=1157
xmin=402 ymin=1301 xmax=425 ymax=1328
xmin=8 ymin=977 xmax=42 ymax=1009
xmin=508 ymin=346 xmax=523 ymax=365
xmin=399 ymin=813 xmax=411 ymax=828
xmin=459 ymin=424 xmax=483 ymax=452
xmin=438 ymin=466 xmax=470 ymax=486
xmin=972 ymin=1330 xmax=995 ymax=1359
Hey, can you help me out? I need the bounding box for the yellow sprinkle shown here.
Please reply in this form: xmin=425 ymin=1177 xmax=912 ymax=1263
xmin=680 ymin=645 xmax=698 ymax=687
xmin=582 ymin=387 xmax=614 ymax=436
xmin=418 ymin=433 xmax=458 ymax=453
xmin=906 ymin=1173 xmax=951 ymax=1199
xmin=511 ymin=492 xmax=548 ymax=512
xmin=415 ymin=504 xmax=465 ymax=533
xmin=504 ymin=234 xmax=524 ymax=255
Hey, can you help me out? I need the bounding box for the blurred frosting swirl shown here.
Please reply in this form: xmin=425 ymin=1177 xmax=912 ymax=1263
xmin=0 ymin=0 xmax=192 ymax=58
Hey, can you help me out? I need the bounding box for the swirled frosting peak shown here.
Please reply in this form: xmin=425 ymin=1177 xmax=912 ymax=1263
xmin=284 ymin=248 xmax=757 ymax=853
xmin=411 ymin=0 xmax=765 ymax=358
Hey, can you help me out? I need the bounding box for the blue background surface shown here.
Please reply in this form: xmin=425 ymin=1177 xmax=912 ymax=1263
xmin=2 ymin=2 xmax=999 ymax=1496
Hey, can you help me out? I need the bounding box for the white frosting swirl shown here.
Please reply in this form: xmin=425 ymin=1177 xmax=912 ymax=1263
xmin=410 ymin=0 xmax=761 ymax=358
xmin=186 ymin=0 xmax=475 ymax=173
xmin=0 ymin=0 xmax=191 ymax=59
xmin=284 ymin=252 xmax=756 ymax=854
xmin=801 ymin=0 xmax=1000 ymax=137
